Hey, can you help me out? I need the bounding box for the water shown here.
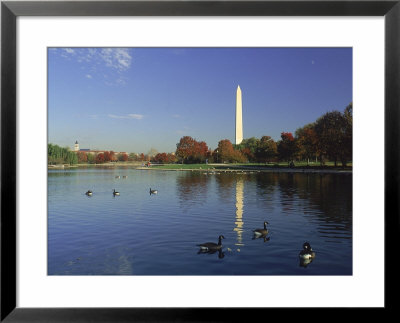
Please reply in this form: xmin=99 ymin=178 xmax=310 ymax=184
xmin=48 ymin=168 xmax=352 ymax=275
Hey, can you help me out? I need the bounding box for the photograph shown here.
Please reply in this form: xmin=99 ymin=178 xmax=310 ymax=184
xmin=3 ymin=0 xmax=398 ymax=318
xmin=47 ymin=47 xmax=353 ymax=275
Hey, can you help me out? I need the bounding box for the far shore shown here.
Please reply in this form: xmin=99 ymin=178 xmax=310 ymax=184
xmin=48 ymin=162 xmax=352 ymax=174
xmin=48 ymin=162 xmax=142 ymax=169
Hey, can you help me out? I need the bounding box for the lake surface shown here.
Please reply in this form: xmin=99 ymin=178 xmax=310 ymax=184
xmin=48 ymin=168 xmax=352 ymax=275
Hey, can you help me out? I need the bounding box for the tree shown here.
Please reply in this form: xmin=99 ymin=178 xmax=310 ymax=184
xmin=217 ymin=139 xmax=246 ymax=163
xmin=277 ymin=132 xmax=298 ymax=165
xmin=103 ymin=151 xmax=111 ymax=162
xmin=76 ymin=151 xmax=88 ymax=163
xmin=314 ymin=109 xmax=351 ymax=167
xmin=128 ymin=153 xmax=138 ymax=161
xmin=153 ymin=153 xmax=168 ymax=163
xmin=176 ymin=136 xmax=209 ymax=163
xmin=95 ymin=153 xmax=105 ymax=164
xmin=218 ymin=139 xmax=235 ymax=163
xmin=47 ymin=143 xmax=78 ymax=165
xmin=118 ymin=153 xmax=128 ymax=162
xmin=342 ymin=102 xmax=353 ymax=167
xmin=176 ymin=136 xmax=196 ymax=163
xmin=87 ymin=153 xmax=95 ymax=164
xmin=295 ymin=124 xmax=318 ymax=166
xmin=110 ymin=151 xmax=117 ymax=162
xmin=193 ymin=141 xmax=208 ymax=163
xmin=255 ymin=136 xmax=278 ymax=163
xmin=235 ymin=137 xmax=260 ymax=162
xmin=231 ymin=149 xmax=246 ymax=163
xmin=167 ymin=153 xmax=177 ymax=163
xmin=66 ymin=151 xmax=78 ymax=165
xmin=240 ymin=147 xmax=254 ymax=162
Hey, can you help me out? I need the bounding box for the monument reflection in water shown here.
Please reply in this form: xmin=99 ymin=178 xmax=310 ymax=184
xmin=234 ymin=178 xmax=244 ymax=250
xmin=48 ymin=169 xmax=352 ymax=275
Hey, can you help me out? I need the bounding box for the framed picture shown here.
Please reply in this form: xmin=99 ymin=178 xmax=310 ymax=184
xmin=1 ymin=0 xmax=399 ymax=321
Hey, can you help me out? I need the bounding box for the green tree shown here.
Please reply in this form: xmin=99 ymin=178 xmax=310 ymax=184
xmin=314 ymin=109 xmax=351 ymax=167
xmin=255 ymin=136 xmax=277 ymax=163
xmin=341 ymin=102 xmax=353 ymax=167
xmin=128 ymin=153 xmax=138 ymax=161
xmin=87 ymin=153 xmax=95 ymax=164
xmin=47 ymin=143 xmax=78 ymax=165
xmin=277 ymin=132 xmax=298 ymax=165
xmin=235 ymin=137 xmax=260 ymax=162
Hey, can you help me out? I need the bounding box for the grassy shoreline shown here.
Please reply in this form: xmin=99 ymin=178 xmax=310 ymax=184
xmin=143 ymin=163 xmax=352 ymax=173
xmin=48 ymin=162 xmax=352 ymax=173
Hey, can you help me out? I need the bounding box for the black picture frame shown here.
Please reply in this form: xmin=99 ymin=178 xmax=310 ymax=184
xmin=1 ymin=0 xmax=399 ymax=321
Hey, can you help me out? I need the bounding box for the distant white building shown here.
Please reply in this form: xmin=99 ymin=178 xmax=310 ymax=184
xmin=74 ymin=140 xmax=79 ymax=151
xmin=72 ymin=141 xmax=127 ymax=157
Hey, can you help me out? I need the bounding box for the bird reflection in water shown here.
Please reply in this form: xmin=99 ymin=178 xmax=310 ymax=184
xmin=197 ymin=248 xmax=225 ymax=259
xmin=299 ymin=257 xmax=314 ymax=268
xmin=252 ymin=235 xmax=271 ymax=243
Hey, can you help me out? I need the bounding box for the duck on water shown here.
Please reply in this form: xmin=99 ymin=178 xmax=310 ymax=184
xmin=299 ymin=242 xmax=316 ymax=260
xmin=253 ymin=221 xmax=269 ymax=237
xmin=299 ymin=242 xmax=316 ymax=267
xmin=197 ymin=235 xmax=225 ymax=251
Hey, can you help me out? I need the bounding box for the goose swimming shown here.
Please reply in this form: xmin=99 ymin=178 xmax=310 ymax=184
xmin=197 ymin=235 xmax=225 ymax=251
xmin=253 ymin=221 xmax=269 ymax=237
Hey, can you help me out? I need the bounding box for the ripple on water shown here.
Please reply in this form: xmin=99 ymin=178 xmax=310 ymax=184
xmin=48 ymin=169 xmax=352 ymax=275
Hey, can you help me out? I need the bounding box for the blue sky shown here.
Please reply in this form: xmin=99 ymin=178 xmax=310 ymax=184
xmin=48 ymin=47 xmax=352 ymax=153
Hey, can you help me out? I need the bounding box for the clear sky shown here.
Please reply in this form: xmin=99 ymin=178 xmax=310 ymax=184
xmin=48 ymin=47 xmax=352 ymax=153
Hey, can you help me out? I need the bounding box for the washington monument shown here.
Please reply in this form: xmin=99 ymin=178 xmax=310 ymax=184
xmin=235 ymin=85 xmax=243 ymax=145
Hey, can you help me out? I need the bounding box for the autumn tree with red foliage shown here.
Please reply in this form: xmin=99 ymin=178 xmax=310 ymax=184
xmin=76 ymin=151 xmax=88 ymax=163
xmin=117 ymin=153 xmax=129 ymax=162
xmin=168 ymin=153 xmax=177 ymax=163
xmin=110 ymin=151 xmax=117 ymax=162
xmin=240 ymin=147 xmax=254 ymax=161
xmin=217 ymin=139 xmax=246 ymax=163
xmin=95 ymin=153 xmax=105 ymax=164
xmin=103 ymin=151 xmax=111 ymax=162
xmin=176 ymin=136 xmax=209 ymax=163
xmin=193 ymin=141 xmax=208 ymax=162
xmin=295 ymin=124 xmax=318 ymax=166
xmin=217 ymin=139 xmax=233 ymax=163
xmin=153 ymin=153 xmax=169 ymax=163
xmin=176 ymin=136 xmax=195 ymax=163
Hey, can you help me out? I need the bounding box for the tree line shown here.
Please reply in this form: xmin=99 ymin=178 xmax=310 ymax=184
xmin=48 ymin=144 xmax=175 ymax=165
xmin=48 ymin=103 xmax=352 ymax=167
xmin=174 ymin=103 xmax=352 ymax=167
xmin=48 ymin=143 xmax=78 ymax=165
xmin=48 ymin=145 xmax=131 ymax=165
